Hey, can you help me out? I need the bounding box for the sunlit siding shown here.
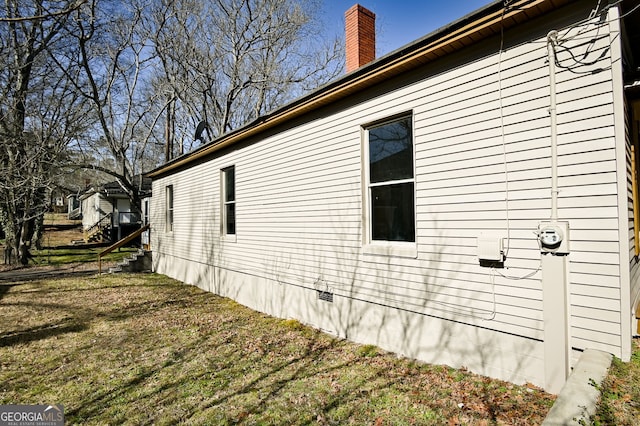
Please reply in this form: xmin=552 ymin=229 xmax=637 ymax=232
xmin=556 ymin=28 xmax=623 ymax=353
xmin=627 ymin=83 xmax=640 ymax=341
xmin=151 ymin=1 xmax=627 ymax=381
xmin=81 ymin=193 xmax=112 ymax=231
xmin=411 ymin=16 xmax=622 ymax=351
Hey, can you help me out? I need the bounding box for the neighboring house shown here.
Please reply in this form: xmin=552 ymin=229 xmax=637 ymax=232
xmin=50 ymin=191 xmax=66 ymax=214
xmin=147 ymin=0 xmax=640 ymax=392
xmin=78 ymin=178 xmax=151 ymax=243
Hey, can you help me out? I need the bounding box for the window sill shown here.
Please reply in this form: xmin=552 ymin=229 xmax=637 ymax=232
xmin=220 ymin=234 xmax=237 ymax=243
xmin=363 ymin=242 xmax=417 ymax=258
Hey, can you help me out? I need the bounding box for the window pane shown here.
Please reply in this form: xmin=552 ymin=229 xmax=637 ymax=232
xmin=225 ymin=167 xmax=235 ymax=202
xmin=166 ymin=186 xmax=173 ymax=232
xmin=369 ymin=118 xmax=413 ymax=183
xmin=225 ymin=203 xmax=235 ymax=235
xmin=371 ymin=183 xmax=415 ymax=242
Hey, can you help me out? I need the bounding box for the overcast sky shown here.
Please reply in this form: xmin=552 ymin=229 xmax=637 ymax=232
xmin=322 ymin=1 xmax=494 ymax=56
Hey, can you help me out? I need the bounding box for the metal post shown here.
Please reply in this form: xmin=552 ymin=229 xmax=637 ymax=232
xmin=541 ymin=253 xmax=571 ymax=393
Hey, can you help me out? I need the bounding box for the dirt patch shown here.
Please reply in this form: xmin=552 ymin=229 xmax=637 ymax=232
xmin=43 ymin=213 xmax=81 ymax=227
xmin=41 ymin=224 xmax=84 ymax=248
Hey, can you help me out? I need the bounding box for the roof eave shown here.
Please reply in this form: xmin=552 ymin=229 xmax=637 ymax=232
xmin=148 ymin=0 xmax=572 ymax=179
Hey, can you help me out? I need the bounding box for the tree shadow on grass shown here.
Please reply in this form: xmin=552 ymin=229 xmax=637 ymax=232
xmin=64 ymin=329 xmax=382 ymax=424
xmin=60 ymin=305 xmax=423 ymax=425
xmin=0 ymin=320 xmax=87 ymax=347
xmin=0 ymin=283 xmax=15 ymax=301
xmin=0 ymin=278 xmax=198 ymax=357
xmin=0 ymin=268 xmax=98 ymax=284
xmin=190 ymin=334 xmax=347 ymax=418
xmin=227 ymin=345 xmax=394 ymax=424
xmin=1 ymin=274 xmax=555 ymax=424
xmin=0 ymin=295 xmax=95 ymax=349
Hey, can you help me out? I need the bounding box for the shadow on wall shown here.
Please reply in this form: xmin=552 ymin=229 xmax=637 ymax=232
xmin=152 ymin=172 xmax=542 ymax=386
xmin=293 ymin=211 xmax=541 ymax=385
xmin=189 ymin=195 xmax=541 ymax=385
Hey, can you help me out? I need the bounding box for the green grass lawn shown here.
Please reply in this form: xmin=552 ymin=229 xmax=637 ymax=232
xmin=0 ymin=273 xmax=557 ymax=425
xmin=32 ymin=247 xmax=138 ymax=266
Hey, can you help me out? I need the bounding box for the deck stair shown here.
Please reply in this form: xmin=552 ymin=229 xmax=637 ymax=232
xmin=85 ymin=213 xmax=112 ymax=243
xmin=108 ymin=249 xmax=152 ymax=273
xmin=98 ymin=224 xmax=150 ymax=274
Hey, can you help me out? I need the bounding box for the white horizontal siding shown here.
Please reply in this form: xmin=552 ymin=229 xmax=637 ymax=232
xmin=151 ymin=3 xmax=627 ymax=376
xmin=625 ymin=85 xmax=640 ymax=340
xmin=81 ymin=194 xmax=113 ymax=230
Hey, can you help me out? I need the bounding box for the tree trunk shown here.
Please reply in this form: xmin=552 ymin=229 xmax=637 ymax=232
xmin=17 ymin=218 xmax=35 ymax=266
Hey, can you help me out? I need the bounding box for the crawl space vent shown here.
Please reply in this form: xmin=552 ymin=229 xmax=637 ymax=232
xmin=317 ymin=290 xmax=334 ymax=303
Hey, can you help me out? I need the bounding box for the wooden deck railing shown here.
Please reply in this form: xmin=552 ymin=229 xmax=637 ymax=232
xmin=84 ymin=213 xmax=113 ymax=242
xmin=98 ymin=224 xmax=150 ymax=274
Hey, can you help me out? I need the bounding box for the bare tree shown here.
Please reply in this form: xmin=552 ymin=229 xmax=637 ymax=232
xmin=0 ymin=0 xmax=86 ymax=264
xmin=0 ymin=0 xmax=343 ymax=264
xmin=62 ymin=0 xmax=343 ymax=199
xmin=145 ymin=0 xmax=344 ymax=156
xmin=60 ymin=0 xmax=169 ymax=214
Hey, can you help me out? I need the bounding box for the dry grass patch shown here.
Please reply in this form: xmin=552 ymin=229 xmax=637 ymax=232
xmin=591 ymin=338 xmax=640 ymax=425
xmin=0 ymin=274 xmax=555 ymax=425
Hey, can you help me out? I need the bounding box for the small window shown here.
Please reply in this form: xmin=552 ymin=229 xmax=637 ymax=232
xmin=366 ymin=115 xmax=415 ymax=244
xmin=143 ymin=199 xmax=150 ymax=226
xmin=222 ymin=166 xmax=235 ymax=235
xmin=166 ymin=185 xmax=174 ymax=232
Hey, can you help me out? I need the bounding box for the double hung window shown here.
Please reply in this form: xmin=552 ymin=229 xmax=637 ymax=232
xmin=166 ymin=185 xmax=174 ymax=232
xmin=221 ymin=166 xmax=236 ymax=236
xmin=365 ymin=115 xmax=415 ymax=247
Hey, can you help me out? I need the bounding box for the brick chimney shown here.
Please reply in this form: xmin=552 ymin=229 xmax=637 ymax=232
xmin=345 ymin=4 xmax=376 ymax=73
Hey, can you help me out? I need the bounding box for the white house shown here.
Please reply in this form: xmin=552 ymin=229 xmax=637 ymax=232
xmin=147 ymin=0 xmax=640 ymax=392
xmin=78 ymin=178 xmax=151 ymax=242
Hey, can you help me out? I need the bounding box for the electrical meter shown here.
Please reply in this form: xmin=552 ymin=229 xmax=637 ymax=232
xmin=540 ymin=226 xmax=562 ymax=247
xmin=538 ymin=221 xmax=570 ymax=255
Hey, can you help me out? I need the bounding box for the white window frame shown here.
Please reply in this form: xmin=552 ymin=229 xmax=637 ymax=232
xmin=165 ymin=184 xmax=174 ymax=232
xmin=143 ymin=198 xmax=150 ymax=226
xmin=221 ymin=165 xmax=237 ymax=241
xmin=362 ymin=113 xmax=417 ymax=258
